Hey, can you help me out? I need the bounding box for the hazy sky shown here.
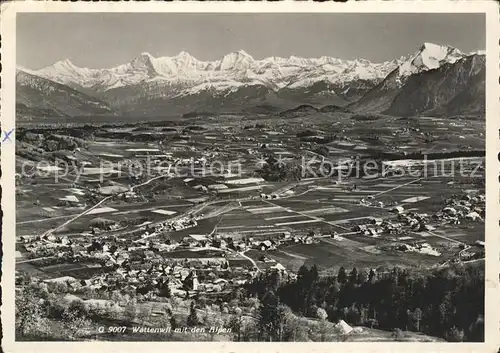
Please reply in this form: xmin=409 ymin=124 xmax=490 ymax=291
xmin=17 ymin=13 xmax=485 ymax=69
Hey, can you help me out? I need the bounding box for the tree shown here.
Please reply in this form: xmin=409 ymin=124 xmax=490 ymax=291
xmin=357 ymin=271 xmax=368 ymax=285
xmin=124 ymin=304 xmax=137 ymax=323
xmin=349 ymin=267 xmax=358 ymax=284
xmin=110 ymin=290 xmax=122 ymax=304
xmin=468 ymin=315 xmax=484 ymax=342
xmin=82 ymin=286 xmax=97 ymax=299
xmin=266 ymin=271 xmax=282 ymax=293
xmin=107 ymin=303 xmax=122 ymax=321
xmin=15 ymin=285 xmax=49 ymax=339
xmin=159 ymin=284 xmax=172 ymax=298
xmin=282 ymin=313 xmax=308 ymax=342
xmin=438 ymin=292 xmax=453 ymax=329
xmin=338 ymin=267 xmax=347 ymax=284
xmin=359 ymin=305 xmax=369 ymax=325
xmin=366 ymin=318 xmax=378 ymax=329
xmin=241 ymin=319 xmax=260 ymax=341
xmin=392 ymin=328 xmax=405 ymax=341
xmin=316 ymin=317 xmax=331 ymax=342
xmin=170 ymin=315 xmax=178 ymax=330
xmin=316 ymin=307 xmax=328 ymax=320
xmin=136 ymin=306 xmax=150 ymax=325
xmin=309 ymin=265 xmax=319 ymax=284
xmin=54 ymin=281 xmax=69 ymax=294
xmin=61 ymin=306 xmax=92 ymax=340
xmin=228 ymin=314 xmax=243 ymax=341
xmin=297 ymin=265 xmax=310 ymax=284
xmin=122 ymin=293 xmax=131 ymax=306
xmin=68 ymin=299 xmax=88 ymax=317
xmin=445 ymin=326 xmax=465 ymax=342
xmin=368 ymin=269 xmax=377 ymax=284
xmin=314 ymin=307 xmax=330 ymax=342
xmin=157 ymin=309 xmax=172 ymax=329
xmin=413 ymin=308 xmax=423 ymax=332
xmin=276 ymin=304 xmax=293 ymax=342
xmin=204 ymin=314 xmax=224 ymax=340
xmin=258 ymin=291 xmax=281 ymax=341
xmin=231 ymin=287 xmax=246 ymax=301
xmin=187 ymin=302 xmax=199 ymax=326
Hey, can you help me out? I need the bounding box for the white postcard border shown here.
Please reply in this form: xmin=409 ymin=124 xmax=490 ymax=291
xmin=1 ymin=1 xmax=499 ymax=352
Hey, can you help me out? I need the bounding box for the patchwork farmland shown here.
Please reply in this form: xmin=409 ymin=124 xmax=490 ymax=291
xmin=16 ymin=115 xmax=485 ymax=274
xmin=15 ymin=112 xmax=485 ymax=343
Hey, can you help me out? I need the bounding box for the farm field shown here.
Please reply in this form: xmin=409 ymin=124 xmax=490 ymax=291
xmin=15 ymin=113 xmax=485 ymax=276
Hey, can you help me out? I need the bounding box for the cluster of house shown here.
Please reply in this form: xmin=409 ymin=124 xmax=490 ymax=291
xmin=352 ymin=192 xmax=485 ymax=240
xmin=434 ymin=193 xmax=485 ymax=224
xmin=352 ymin=215 xmax=417 ymax=237
xmin=41 ymin=261 xmax=249 ymax=300
xmin=160 ymin=216 xmax=199 ymax=232
xmin=395 ymin=242 xmax=441 ymax=257
xmin=396 ymin=211 xmax=437 ymax=232
xmin=123 ymin=190 xmax=141 ymax=201
xmin=22 ymin=231 xmax=259 ymax=299
xmin=89 ymin=218 xmax=124 ymax=234
xmin=360 ymin=196 xmax=388 ymax=208
xmin=459 ymin=249 xmax=485 ymax=262
xmin=20 ymin=236 xmax=69 ymax=258
xmin=24 ymin=223 xmax=299 ymax=268
xmin=206 ymin=231 xmax=318 ymax=253
xmin=260 ymin=193 xmax=281 ymax=200
xmin=133 ymin=148 xmax=211 ymax=169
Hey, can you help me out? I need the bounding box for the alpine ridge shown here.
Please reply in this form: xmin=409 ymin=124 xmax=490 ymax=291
xmin=29 ymin=50 xmax=400 ymax=95
xmin=347 ymin=43 xmax=481 ymax=115
xmin=16 ymin=69 xmax=115 ymax=119
xmin=17 ymin=42 xmax=485 ymax=118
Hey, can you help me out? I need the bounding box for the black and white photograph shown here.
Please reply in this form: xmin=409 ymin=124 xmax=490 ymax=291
xmin=2 ymin=2 xmax=499 ymax=348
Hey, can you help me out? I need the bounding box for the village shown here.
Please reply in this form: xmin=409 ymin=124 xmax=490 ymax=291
xmin=17 ymin=181 xmax=485 ymax=305
xmin=14 ymin=111 xmax=486 ymax=339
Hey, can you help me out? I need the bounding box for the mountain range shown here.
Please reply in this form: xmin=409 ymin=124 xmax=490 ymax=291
xmin=16 ymin=42 xmax=486 ymax=119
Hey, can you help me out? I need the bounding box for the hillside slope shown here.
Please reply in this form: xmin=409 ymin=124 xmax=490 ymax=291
xmin=384 ymin=54 xmax=485 ymax=117
xmin=348 ymin=43 xmax=474 ymax=116
xmin=16 ymin=69 xmax=115 ymax=119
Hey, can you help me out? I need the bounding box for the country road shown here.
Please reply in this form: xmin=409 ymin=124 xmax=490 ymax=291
xmin=16 ymin=255 xmax=57 ymax=264
xmin=237 ymin=250 xmax=261 ymax=273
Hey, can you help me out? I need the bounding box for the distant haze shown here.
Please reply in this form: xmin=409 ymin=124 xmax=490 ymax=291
xmin=17 ymin=13 xmax=485 ymax=69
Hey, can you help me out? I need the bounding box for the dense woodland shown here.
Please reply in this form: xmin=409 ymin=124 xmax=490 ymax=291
xmin=245 ymin=264 xmax=484 ymax=342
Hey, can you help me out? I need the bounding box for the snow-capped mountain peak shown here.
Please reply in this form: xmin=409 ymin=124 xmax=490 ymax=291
xmin=132 ymin=52 xmax=154 ymax=65
xmin=27 ymin=50 xmax=395 ymax=92
xmin=51 ymin=59 xmax=80 ymax=72
xmin=23 ymin=43 xmax=475 ymax=99
xmin=218 ymin=50 xmax=255 ymax=71
xmin=394 ymin=42 xmax=466 ymax=85
xmin=129 ymin=52 xmax=160 ymax=77
xmin=57 ymin=58 xmax=74 ymax=65
xmin=175 ymin=51 xmax=195 ymax=60
xmin=235 ymin=49 xmax=252 ymax=57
